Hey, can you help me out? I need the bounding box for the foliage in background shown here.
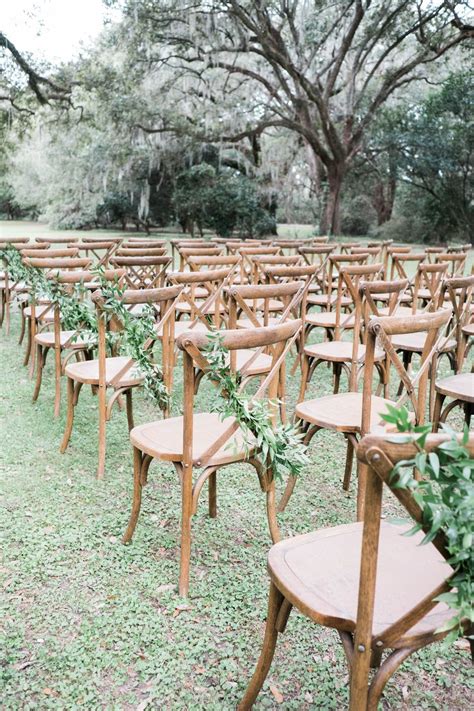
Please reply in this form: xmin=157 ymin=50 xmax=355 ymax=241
xmin=382 ymin=405 xmax=474 ymax=641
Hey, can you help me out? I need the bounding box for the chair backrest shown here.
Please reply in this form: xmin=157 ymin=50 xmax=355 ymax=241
xmin=167 ymin=266 xmax=236 ymax=328
xmin=36 ymin=235 xmax=77 ymax=243
xmin=412 ymin=262 xmax=449 ymax=311
xmin=178 ymin=246 xmax=223 ymax=271
xmin=110 ymin=255 xmax=171 ymax=289
xmin=441 ymin=274 xmax=474 ymax=368
xmin=123 ymin=239 xmax=167 ymax=248
xmin=351 ymin=245 xmax=383 ymax=263
xmin=21 ymin=248 xmax=79 ymax=259
xmin=72 ymin=240 xmax=122 ymax=267
xmin=435 ymin=252 xmax=467 ymax=277
xmin=389 ymin=252 xmax=426 ymax=281
xmin=224 ymin=280 xmax=305 ymax=333
xmin=362 ymin=308 xmax=452 ymax=430
xmin=354 ymin=431 xmax=474 ymax=679
xmin=176 ymin=319 xmax=303 ymax=468
xmin=186 ymin=254 xmax=241 ymax=271
xmin=251 ymin=254 xmax=302 ymax=283
xmin=332 ymin=263 xmax=384 ymax=343
xmin=116 ymin=247 xmax=168 ymax=257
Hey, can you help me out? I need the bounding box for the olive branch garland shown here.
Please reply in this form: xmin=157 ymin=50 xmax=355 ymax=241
xmin=383 ymin=404 xmax=474 ymax=642
xmin=0 ymin=247 xmax=169 ymax=409
xmin=203 ymin=330 xmax=310 ymax=482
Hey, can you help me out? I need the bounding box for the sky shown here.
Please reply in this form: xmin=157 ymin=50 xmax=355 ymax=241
xmin=3 ymin=0 xmax=117 ymax=64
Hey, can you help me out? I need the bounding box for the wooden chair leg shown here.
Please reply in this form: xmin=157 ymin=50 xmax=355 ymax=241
xmin=125 ymin=389 xmax=134 ymax=431
xmin=23 ymin=319 xmax=31 ymax=365
xmin=366 ymin=647 xmax=414 ymax=711
xmin=178 ymin=463 xmax=194 ymax=597
xmin=32 ymin=344 xmax=44 ymax=402
xmin=97 ymin=382 xmax=107 ymax=479
xmin=54 ymin=346 xmax=62 ymax=418
xmin=334 ymin=363 xmax=342 ymax=394
xmin=432 ymin=392 xmax=445 ymax=433
xmin=122 ymin=446 xmax=144 ymax=544
xmin=18 ymin=309 xmax=26 ymax=345
xmin=342 ymin=436 xmax=355 ymax=491
xmin=208 ymin=470 xmax=217 ymax=518
xmin=29 ymin=318 xmax=37 ymax=379
xmin=5 ymin=291 xmax=11 ymax=335
xmin=60 ymin=377 xmax=75 ymax=453
xmin=238 ymin=582 xmax=285 ymax=711
xmin=266 ymin=480 xmax=281 ymax=543
xmin=298 ymin=354 xmax=310 ymax=402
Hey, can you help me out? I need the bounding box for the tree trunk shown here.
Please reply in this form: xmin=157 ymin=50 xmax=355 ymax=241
xmin=320 ymin=163 xmax=345 ymax=235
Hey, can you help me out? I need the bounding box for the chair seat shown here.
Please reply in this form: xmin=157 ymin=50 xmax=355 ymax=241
xmin=23 ymin=304 xmax=55 ymax=321
xmin=237 ymin=316 xmax=293 ymax=329
xmin=416 ymin=287 xmax=436 ymax=301
xmin=65 ymin=356 xmax=144 ymax=387
xmin=175 ymin=301 xmax=226 ymax=314
xmin=34 ymin=330 xmax=93 ymax=349
xmin=462 ymin=322 xmax=474 ymax=337
xmin=435 ymin=372 xmax=474 ymax=403
xmin=305 ymin=311 xmax=355 ymax=329
xmin=130 ymin=413 xmax=253 ymax=465
xmin=295 ymin=392 xmax=394 ymax=432
xmin=377 ymin=306 xmax=423 ymax=317
xmin=374 ymin=292 xmax=411 ymax=304
xmin=307 ymin=294 xmax=352 ymax=308
xmin=232 ymin=350 xmax=273 ymax=376
xmin=156 ymin=321 xmax=210 ymax=338
xmin=268 ymin=521 xmax=453 ymax=641
xmin=304 ymin=341 xmax=385 ymax=364
xmin=392 ymin=332 xmax=456 ymax=353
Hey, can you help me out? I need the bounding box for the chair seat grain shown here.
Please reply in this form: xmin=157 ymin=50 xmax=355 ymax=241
xmin=303 ymin=341 xmax=385 ymax=364
xmin=295 ymin=392 xmax=394 ymax=432
xmin=391 ymin=331 xmax=456 ymax=353
xmin=435 ymin=372 xmax=474 ymax=403
xmin=65 ymin=356 xmax=144 ymax=387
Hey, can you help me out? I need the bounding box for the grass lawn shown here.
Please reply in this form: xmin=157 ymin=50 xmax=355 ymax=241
xmin=0 ymin=221 xmax=472 ymax=709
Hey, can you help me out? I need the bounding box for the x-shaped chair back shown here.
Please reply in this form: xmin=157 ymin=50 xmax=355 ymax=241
xmin=116 ymin=247 xmax=168 ymax=257
xmin=167 ymin=265 xmax=238 ymax=329
xmin=441 ymin=274 xmax=474 ymax=370
xmin=178 ymin=246 xmax=223 ymax=271
xmin=435 ymin=252 xmax=467 ymax=277
xmin=389 ymin=252 xmax=425 ymax=282
xmin=251 ymin=254 xmax=302 ymax=284
xmin=72 ymin=239 xmax=122 ymax=267
xmin=110 ymin=255 xmax=171 ymax=291
xmin=352 ymin=430 xmax=473 ymax=710
xmin=412 ymin=262 xmax=449 ymax=311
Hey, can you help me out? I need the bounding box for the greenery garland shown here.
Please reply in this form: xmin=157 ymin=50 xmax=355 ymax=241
xmin=1 ymin=248 xmax=169 ymax=409
xmin=204 ymin=330 xmax=310 ymax=482
xmin=383 ymin=404 xmax=473 ymax=641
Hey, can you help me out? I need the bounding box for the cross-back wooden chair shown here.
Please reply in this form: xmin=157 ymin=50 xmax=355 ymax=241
xmin=72 ymin=239 xmax=122 ymax=267
xmin=297 ymin=245 xmax=336 ymax=303
xmin=31 ymin=264 xmax=109 ymax=416
xmin=338 ymin=241 xmax=361 ymax=254
xmin=298 ymin=264 xmax=388 ymax=399
xmin=431 ymin=274 xmax=474 ymax=430
xmin=239 ymin=430 xmax=473 ymax=710
xmin=1 ymin=240 xmax=37 ymax=334
xmin=178 ymin=246 xmax=223 ymax=271
xmin=122 ymin=318 xmax=302 ymax=596
xmin=109 ymin=255 xmax=171 ymax=292
xmin=425 ymin=246 xmax=445 ymax=262
xmin=271 ymin=239 xmax=304 ymax=255
xmin=186 ymin=254 xmax=241 ymax=273
xmin=389 ymin=251 xmax=425 ymax=282
xmin=304 ymin=253 xmax=370 ymax=341
xmin=167 ymin=265 xmax=237 ymax=330
xmin=435 ymin=251 xmax=467 ymax=277
xmin=250 ymin=254 xmax=302 ymax=284
xmin=20 ymin=249 xmax=82 ymax=375
xmin=115 ymin=246 xmax=168 ymax=257
xmin=279 ymin=308 xmax=452 ymax=514
xmin=351 ymin=245 xmax=383 ymax=263
xmin=237 ymin=246 xmax=281 ymax=284
xmin=411 ymin=261 xmax=450 ymax=311
xmin=367 ymin=240 xmax=392 ymax=275
xmin=60 ymin=281 xmax=182 ymax=478
xmin=122 ymin=239 xmax=167 ymax=249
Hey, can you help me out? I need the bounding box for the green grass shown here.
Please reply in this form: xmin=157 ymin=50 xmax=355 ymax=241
xmin=1 ymin=307 xmax=472 ymax=709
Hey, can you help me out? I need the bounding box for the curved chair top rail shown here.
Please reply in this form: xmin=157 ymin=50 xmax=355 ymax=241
xmin=115 ymin=247 xmax=168 ymax=257
xmin=350 ymin=246 xmax=382 ymax=255
xmin=359 ymin=278 xmax=409 ymax=295
xmin=168 ymin=267 xmax=232 ymax=284
xmin=369 ymin=307 xmax=452 ymax=336
xmin=47 ymin=268 xmax=126 ymax=284
xmin=442 ymin=274 xmax=474 ymax=289
xmin=25 ymin=257 xmax=92 ymax=270
xmin=177 ymin=318 xmax=302 ymax=353
xmin=178 ymin=247 xmax=223 ymax=257
xmin=224 ymin=280 xmax=304 ymax=300
xmin=272 ymin=240 xmax=304 ymax=247
xmin=392 ymin=252 xmax=426 ymax=261
xmin=0 ymin=236 xmax=34 ymax=244
xmin=21 ymin=248 xmax=79 ymax=259
xmin=187 ymin=255 xmax=241 ymax=266
xmin=435 ymin=251 xmax=467 ymax=262
xmin=35 ymin=235 xmax=78 ymax=243
xmin=70 ymin=241 xmax=118 ymax=249
xmin=109 ymin=284 xmax=183 ymax=305
xmin=330 ymin=252 xmax=370 ymax=263
xmin=387 ymin=246 xmax=411 ymax=254
xmin=252 ymin=254 xmax=302 ymax=265
xmin=425 ymin=246 xmax=445 ymax=253
xmin=367 ymin=239 xmax=393 ymax=247
xmin=238 ymin=246 xmax=280 ymax=255
xmin=0 ymin=241 xmax=30 ymax=250
xmin=298 ymin=245 xmax=335 ymax=254
xmin=358 ymin=431 xmax=474 ymax=465
xmin=123 ymin=239 xmax=167 ymax=247
xmin=74 ymin=235 xmax=124 ymax=242
xmin=417 ymin=261 xmax=450 ymax=273
xmin=264 ymin=264 xmax=318 ymax=278
xmin=110 ymin=255 xmax=171 ymax=266
xmin=447 ymin=243 xmax=471 ymax=252
xmin=339 ymin=262 xmax=383 ymax=276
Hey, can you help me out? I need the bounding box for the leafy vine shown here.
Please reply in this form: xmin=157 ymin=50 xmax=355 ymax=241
xmin=204 ymin=330 xmax=310 ymax=482
xmin=383 ymin=404 xmax=473 ymax=641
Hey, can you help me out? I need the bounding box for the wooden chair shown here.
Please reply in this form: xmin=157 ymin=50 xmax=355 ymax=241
xmin=60 ymin=282 xmax=181 ymax=478
xmin=115 ymin=246 xmax=168 ymax=257
xmin=279 ymin=308 xmax=452 ymax=514
xmin=71 ymin=240 xmax=122 ymax=267
xmin=250 ymin=254 xmax=302 ymax=284
xmin=1 ymin=241 xmax=31 ymax=334
xmin=441 ymin=274 xmax=474 ymax=371
xmin=435 ymin=251 xmax=467 ymax=277
xmin=122 ymin=319 xmax=302 ymax=596
xmin=109 ymin=255 xmax=171 ymax=292
xmin=298 ymin=264 xmax=392 ymax=399
xmin=167 ymin=266 xmax=237 ymax=329
xmin=178 ymin=246 xmax=222 ymax=271
xmin=304 ymin=253 xmax=370 ymax=341
xmin=239 ymin=430 xmax=473 ymax=710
